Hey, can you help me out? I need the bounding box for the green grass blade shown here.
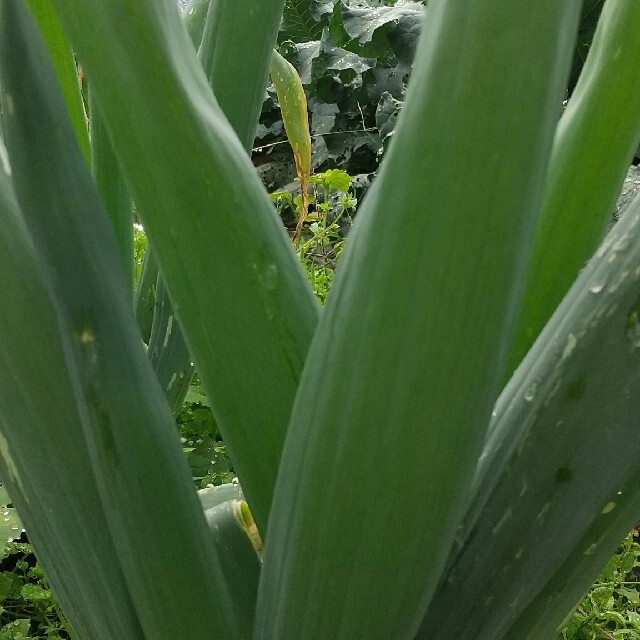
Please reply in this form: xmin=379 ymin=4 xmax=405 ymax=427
xmin=198 ymin=0 xmax=286 ymax=152
xmin=148 ymin=278 xmax=195 ymax=414
xmin=506 ymin=0 xmax=640 ymax=375
xmin=23 ymin=0 xmax=89 ymax=163
xmin=51 ymin=0 xmax=319 ymax=530
xmin=270 ymin=49 xmax=312 ymax=237
xmin=0 ymin=145 xmax=144 ymax=640
xmin=89 ymin=91 xmax=134 ymax=292
xmin=0 ymin=3 xmax=243 ymax=636
xmin=256 ymin=4 xmax=582 ymax=639
xmin=418 ymin=192 xmax=640 ymax=640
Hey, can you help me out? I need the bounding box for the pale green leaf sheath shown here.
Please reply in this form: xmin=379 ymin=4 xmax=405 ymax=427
xmin=256 ymin=3 xmax=582 ymax=640
xmin=419 ymin=191 xmax=640 ymax=640
xmin=507 ymin=0 xmax=640 ymax=374
xmin=50 ymin=0 xmax=319 ymax=530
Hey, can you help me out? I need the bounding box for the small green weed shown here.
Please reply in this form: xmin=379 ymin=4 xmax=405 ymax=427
xmin=0 ymin=540 xmax=74 ymax=639
xmin=177 ymin=380 xmax=235 ymax=490
xmin=559 ymin=530 xmax=640 ymax=639
xmin=133 ymin=223 xmax=147 ymax=285
xmin=270 ymin=168 xmax=356 ymax=303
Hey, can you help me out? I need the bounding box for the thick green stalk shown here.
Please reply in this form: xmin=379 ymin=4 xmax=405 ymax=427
xmin=418 ymin=191 xmax=640 ymax=639
xmin=197 ymin=0 xmax=286 ymax=152
xmin=0 ymin=143 xmax=144 ymax=640
xmin=256 ymin=4 xmax=581 ymax=640
xmin=51 ymin=0 xmax=319 ymax=530
xmin=198 ymin=481 xmax=244 ymax=510
xmin=133 ymin=0 xmax=208 ymax=416
xmin=507 ymin=0 xmax=640 ymax=374
xmin=0 ymin=3 xmax=242 ymax=636
xmin=23 ymin=0 xmax=89 ymax=163
xmin=202 ymin=498 xmax=263 ymax=636
xmin=146 ymin=0 xmax=281 ymax=417
xmin=156 ymin=0 xmax=289 ymax=423
xmin=89 ymin=91 xmax=134 ymax=292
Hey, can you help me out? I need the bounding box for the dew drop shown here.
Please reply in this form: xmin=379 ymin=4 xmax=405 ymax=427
xmin=608 ymin=270 xmax=628 ymax=294
xmin=0 ymin=142 xmax=11 ymax=176
xmin=523 ymin=382 xmax=537 ymax=402
xmin=601 ymin=501 xmax=616 ymax=515
xmin=263 ymin=264 xmax=279 ymax=292
xmin=562 ymin=333 xmax=577 ymax=360
xmin=555 ymin=467 xmax=572 ymax=483
xmin=613 ymin=234 xmax=632 ymax=253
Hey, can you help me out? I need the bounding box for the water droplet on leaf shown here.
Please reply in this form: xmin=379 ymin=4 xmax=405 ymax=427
xmin=264 ymin=264 xmax=278 ymax=291
xmin=523 ymin=382 xmax=537 ymax=402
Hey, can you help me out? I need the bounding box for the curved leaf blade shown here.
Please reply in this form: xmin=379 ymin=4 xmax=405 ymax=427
xmin=419 ymin=191 xmax=640 ymax=640
xmin=507 ymin=0 xmax=640 ymax=374
xmin=0 ymin=145 xmax=144 ymax=640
